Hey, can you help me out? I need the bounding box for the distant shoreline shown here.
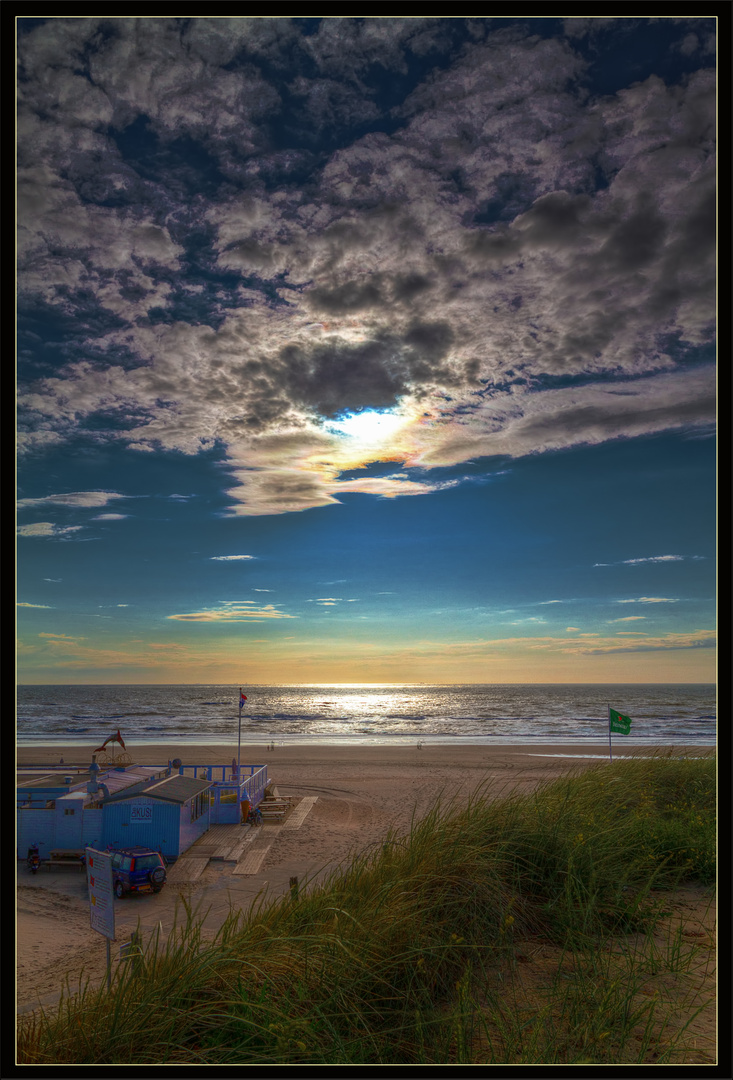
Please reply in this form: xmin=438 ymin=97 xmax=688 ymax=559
xmin=16 ymin=735 xmax=716 ymax=749
xmin=16 ymin=741 xmax=713 ymax=768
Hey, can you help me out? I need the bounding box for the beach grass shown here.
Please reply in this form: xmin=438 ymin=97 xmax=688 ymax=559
xmin=17 ymin=749 xmax=715 ymax=1065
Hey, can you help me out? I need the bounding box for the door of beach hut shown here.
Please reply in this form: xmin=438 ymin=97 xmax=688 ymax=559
xmin=212 ymin=784 xmax=239 ymax=825
xmin=55 ymin=793 xmax=85 ymax=849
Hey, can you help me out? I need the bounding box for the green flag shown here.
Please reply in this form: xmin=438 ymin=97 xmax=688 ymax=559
xmin=609 ymin=707 xmax=632 ymax=735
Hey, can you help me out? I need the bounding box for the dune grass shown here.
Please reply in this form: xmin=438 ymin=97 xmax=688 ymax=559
xmin=17 ymin=750 xmax=716 ymax=1065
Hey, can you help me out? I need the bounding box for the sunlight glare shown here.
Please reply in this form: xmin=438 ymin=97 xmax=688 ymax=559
xmin=329 ymin=409 xmax=405 ymax=442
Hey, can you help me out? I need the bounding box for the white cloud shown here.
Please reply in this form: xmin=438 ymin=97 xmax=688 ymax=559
xmin=594 ymin=555 xmax=692 ymax=567
xmin=622 ymin=555 xmax=685 ymax=565
xmin=167 ymin=601 xmax=297 ymax=621
xmin=616 ymin=597 xmax=678 ymax=603
xmin=17 ymin=602 xmax=53 ymax=608
xmin=210 ymin=555 xmax=256 ymax=561
xmin=523 ymin=628 xmax=714 ymax=654
xmin=17 ymin=491 xmax=126 ymax=510
xmin=17 ymin=523 xmax=84 ymax=538
xmin=416 ymin=627 xmax=713 ymax=657
xmin=609 ymin=616 xmax=647 ymax=622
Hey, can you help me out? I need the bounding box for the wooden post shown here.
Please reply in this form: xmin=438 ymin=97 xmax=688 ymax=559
xmin=132 ymin=930 xmax=140 ymax=976
xmin=290 ymin=876 xmax=299 ymax=900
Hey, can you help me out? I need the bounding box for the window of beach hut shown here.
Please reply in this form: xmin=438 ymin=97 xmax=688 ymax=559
xmin=190 ymin=792 xmax=207 ymax=822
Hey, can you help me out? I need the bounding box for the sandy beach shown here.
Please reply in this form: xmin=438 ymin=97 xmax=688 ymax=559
xmin=17 ymin=742 xmax=711 ymax=1019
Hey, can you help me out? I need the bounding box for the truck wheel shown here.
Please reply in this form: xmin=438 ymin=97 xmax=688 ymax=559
xmin=115 ymin=880 xmax=124 ymax=899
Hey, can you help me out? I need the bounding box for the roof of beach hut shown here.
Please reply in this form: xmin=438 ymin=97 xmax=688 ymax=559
xmin=103 ymin=774 xmax=212 ymax=805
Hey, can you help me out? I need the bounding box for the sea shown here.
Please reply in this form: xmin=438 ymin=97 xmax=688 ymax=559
xmin=16 ymin=684 xmax=716 ymax=749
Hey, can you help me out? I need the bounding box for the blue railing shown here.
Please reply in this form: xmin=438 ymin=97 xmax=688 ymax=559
xmin=168 ymin=763 xmax=268 ymax=805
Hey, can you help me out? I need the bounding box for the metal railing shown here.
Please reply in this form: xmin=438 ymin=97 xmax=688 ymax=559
xmin=168 ymin=763 xmax=268 ymax=805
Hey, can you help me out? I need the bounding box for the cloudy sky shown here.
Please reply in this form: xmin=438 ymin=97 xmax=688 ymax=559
xmin=17 ymin=16 xmax=716 ymax=684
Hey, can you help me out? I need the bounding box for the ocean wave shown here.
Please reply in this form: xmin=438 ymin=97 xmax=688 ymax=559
xmin=16 ymin=684 xmax=717 ymax=744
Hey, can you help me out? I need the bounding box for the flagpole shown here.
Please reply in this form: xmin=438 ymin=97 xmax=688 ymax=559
xmin=608 ymin=703 xmax=612 ymax=762
xmin=238 ymin=687 xmax=242 ymax=777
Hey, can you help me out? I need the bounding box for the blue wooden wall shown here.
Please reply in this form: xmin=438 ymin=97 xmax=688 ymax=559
xmin=102 ymin=798 xmax=181 ymax=857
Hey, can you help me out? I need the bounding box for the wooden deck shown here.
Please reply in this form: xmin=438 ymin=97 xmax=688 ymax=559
xmin=184 ymin=824 xmax=246 ymax=859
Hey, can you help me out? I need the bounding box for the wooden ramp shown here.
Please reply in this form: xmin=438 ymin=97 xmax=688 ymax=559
xmin=166 ymin=856 xmax=210 ymax=884
xmin=226 ymin=829 xmax=260 ymax=864
xmin=281 ymin=796 xmax=318 ymax=830
xmin=232 ymin=825 xmax=279 ymax=876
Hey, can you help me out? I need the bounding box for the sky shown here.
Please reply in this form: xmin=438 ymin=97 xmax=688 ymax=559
xmin=16 ymin=15 xmax=716 ymax=685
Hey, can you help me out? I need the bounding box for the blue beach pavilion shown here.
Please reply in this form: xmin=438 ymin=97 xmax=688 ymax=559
xmin=18 ymin=752 xmax=268 ymax=863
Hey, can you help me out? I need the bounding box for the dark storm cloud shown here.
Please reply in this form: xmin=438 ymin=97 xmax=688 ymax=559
xmin=16 ymin=16 xmax=716 ymax=514
xmin=514 ymin=192 xmax=593 ymax=249
xmin=391 ymin=273 xmax=433 ymax=302
xmin=305 ymin=279 xmax=386 ymax=315
xmin=280 ymin=338 xmax=406 ymax=416
xmin=277 ymin=320 xmax=458 ymax=417
xmin=507 ymin=383 xmax=716 ymax=449
xmin=595 ymin=194 xmax=667 ymax=272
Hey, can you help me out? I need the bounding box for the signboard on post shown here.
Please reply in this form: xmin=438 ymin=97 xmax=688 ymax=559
xmin=85 ymin=847 xmax=115 ymax=941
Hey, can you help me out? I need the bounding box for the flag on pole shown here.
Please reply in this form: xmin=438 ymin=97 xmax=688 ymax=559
xmin=609 ymin=708 xmax=632 ymax=735
xmin=239 ymin=689 xmax=247 ymax=709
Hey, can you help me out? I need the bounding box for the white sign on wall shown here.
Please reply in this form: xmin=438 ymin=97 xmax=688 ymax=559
xmin=130 ymin=805 xmax=153 ymax=823
xmin=85 ymin=847 xmax=115 ymax=941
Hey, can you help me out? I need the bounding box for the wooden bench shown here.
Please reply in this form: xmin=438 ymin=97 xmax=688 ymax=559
xmin=44 ymin=850 xmax=85 ymax=872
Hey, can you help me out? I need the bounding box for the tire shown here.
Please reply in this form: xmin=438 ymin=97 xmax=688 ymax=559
xmin=115 ymin=880 xmax=124 ymax=899
xmin=150 ymin=867 xmax=165 ymax=886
